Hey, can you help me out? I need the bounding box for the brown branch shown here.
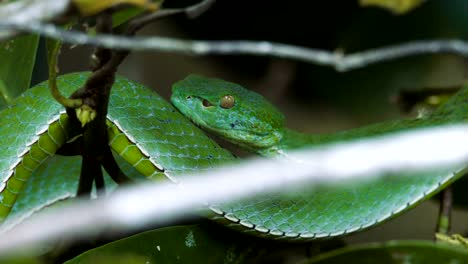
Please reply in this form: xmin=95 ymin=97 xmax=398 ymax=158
xmin=67 ymin=0 xmax=217 ymax=196
xmin=125 ymin=0 xmax=216 ymax=35
xmin=69 ymin=12 xmax=118 ymax=198
xmin=91 ymin=11 xmax=114 ymax=71
xmin=101 ymin=148 xmax=133 ymax=184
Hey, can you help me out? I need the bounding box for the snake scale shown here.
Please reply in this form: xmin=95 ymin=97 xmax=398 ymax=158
xmin=0 ymin=72 xmax=466 ymax=240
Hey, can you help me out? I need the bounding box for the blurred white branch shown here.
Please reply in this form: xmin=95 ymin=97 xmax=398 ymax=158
xmin=1 ymin=19 xmax=468 ymax=71
xmin=0 ymin=0 xmax=216 ymax=39
xmin=1 ymin=124 xmax=468 ymax=254
xmin=0 ymin=0 xmax=69 ymax=39
xmin=1 ymin=1 xmax=467 ymax=70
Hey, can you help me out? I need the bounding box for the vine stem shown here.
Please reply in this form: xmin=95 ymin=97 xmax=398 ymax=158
xmin=46 ymin=28 xmax=83 ymax=109
xmin=436 ymin=186 xmax=453 ymax=235
xmin=63 ymin=0 xmax=218 ymax=195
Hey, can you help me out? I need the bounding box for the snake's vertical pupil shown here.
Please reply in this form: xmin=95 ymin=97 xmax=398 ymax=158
xmin=220 ymin=95 xmax=235 ymax=109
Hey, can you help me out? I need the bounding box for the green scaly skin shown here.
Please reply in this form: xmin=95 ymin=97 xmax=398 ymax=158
xmin=1 ymin=72 xmax=467 ymax=240
xmin=171 ymin=75 xmax=468 ymax=239
xmin=0 ymin=72 xmax=233 ymax=222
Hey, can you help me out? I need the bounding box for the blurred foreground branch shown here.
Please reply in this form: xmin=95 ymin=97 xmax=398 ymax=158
xmin=0 ymin=0 xmax=69 ymax=39
xmin=1 ymin=124 xmax=468 ymax=254
xmin=1 ymin=20 xmax=468 ymax=71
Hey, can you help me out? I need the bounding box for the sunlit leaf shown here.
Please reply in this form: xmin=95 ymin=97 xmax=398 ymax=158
xmin=0 ymin=256 xmax=41 ymax=264
xmin=73 ymin=0 xmax=160 ymax=16
xmin=359 ymin=0 xmax=426 ymax=14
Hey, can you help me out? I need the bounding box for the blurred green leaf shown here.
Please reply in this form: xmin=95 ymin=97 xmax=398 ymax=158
xmin=0 ymin=256 xmax=41 ymax=264
xmin=0 ymin=35 xmax=39 ymax=106
xmin=72 ymin=0 xmax=159 ymax=16
xmin=113 ymin=7 xmax=145 ymax=27
xmin=305 ymin=240 xmax=468 ymax=264
xmin=66 ymin=224 xmax=257 ymax=264
xmin=65 ymin=254 xmax=148 ymax=264
xmin=0 ymin=79 xmax=9 ymax=108
xmin=112 ymin=0 xmax=165 ymax=28
xmin=359 ymin=0 xmax=426 ymax=14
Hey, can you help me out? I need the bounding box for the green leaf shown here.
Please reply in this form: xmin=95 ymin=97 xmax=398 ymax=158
xmin=72 ymin=0 xmax=158 ymax=16
xmin=112 ymin=0 xmax=165 ymax=28
xmin=66 ymin=224 xmax=257 ymax=264
xmin=305 ymin=240 xmax=468 ymax=264
xmin=112 ymin=7 xmax=145 ymax=28
xmin=66 ymin=254 xmax=148 ymax=264
xmin=0 ymin=79 xmax=10 ymax=109
xmin=359 ymin=0 xmax=426 ymax=14
xmin=0 ymin=256 xmax=41 ymax=264
xmin=0 ymin=35 xmax=39 ymax=105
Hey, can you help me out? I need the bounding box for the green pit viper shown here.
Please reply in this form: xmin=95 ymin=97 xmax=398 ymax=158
xmin=0 ymin=72 xmax=466 ymax=240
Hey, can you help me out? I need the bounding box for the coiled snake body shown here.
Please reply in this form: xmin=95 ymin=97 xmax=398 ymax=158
xmin=0 ymin=72 xmax=466 ymax=240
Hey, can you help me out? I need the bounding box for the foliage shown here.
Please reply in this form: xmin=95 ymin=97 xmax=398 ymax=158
xmin=0 ymin=35 xmax=38 ymax=107
xmin=359 ymin=0 xmax=426 ymax=14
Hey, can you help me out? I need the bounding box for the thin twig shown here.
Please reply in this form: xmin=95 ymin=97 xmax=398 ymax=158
xmin=185 ymin=0 xmax=216 ymax=18
xmin=1 ymin=20 xmax=468 ymax=71
xmin=436 ymin=186 xmax=453 ymax=235
xmin=128 ymin=0 xmax=215 ymax=28
xmin=125 ymin=0 xmax=215 ymax=36
xmin=46 ymin=28 xmax=83 ymax=108
xmin=1 ymin=124 xmax=468 ymax=253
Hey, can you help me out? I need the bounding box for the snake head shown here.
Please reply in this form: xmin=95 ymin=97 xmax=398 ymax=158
xmin=171 ymin=74 xmax=285 ymax=152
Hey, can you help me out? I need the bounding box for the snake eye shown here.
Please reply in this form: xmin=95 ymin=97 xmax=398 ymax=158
xmin=220 ymin=95 xmax=235 ymax=109
xmin=202 ymin=99 xmax=213 ymax=107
